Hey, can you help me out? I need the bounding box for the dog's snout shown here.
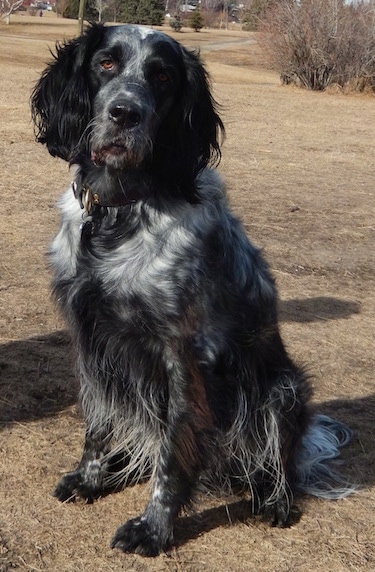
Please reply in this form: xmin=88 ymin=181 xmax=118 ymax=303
xmin=108 ymin=101 xmax=142 ymax=129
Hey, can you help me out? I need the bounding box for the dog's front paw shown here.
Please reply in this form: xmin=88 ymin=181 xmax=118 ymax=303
xmin=111 ymin=516 xmax=171 ymax=557
xmin=53 ymin=470 xmax=100 ymax=503
xmin=263 ymin=498 xmax=290 ymax=528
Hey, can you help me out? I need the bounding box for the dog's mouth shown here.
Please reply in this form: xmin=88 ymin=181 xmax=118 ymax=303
xmin=91 ymin=143 xmax=131 ymax=166
xmin=90 ymin=142 xmax=150 ymax=171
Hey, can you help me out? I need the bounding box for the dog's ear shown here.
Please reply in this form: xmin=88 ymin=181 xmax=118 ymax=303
xmin=156 ymin=47 xmax=224 ymax=201
xmin=180 ymin=48 xmax=225 ymax=171
xmin=31 ymin=24 xmax=105 ymax=162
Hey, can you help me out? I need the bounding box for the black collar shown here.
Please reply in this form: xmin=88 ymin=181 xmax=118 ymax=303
xmin=73 ymin=182 xmax=144 ymax=215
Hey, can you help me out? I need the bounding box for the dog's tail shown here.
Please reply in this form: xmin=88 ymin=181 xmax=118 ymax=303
xmin=296 ymin=414 xmax=356 ymax=499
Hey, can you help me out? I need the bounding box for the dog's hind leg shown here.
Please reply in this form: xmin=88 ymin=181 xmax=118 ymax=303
xmin=230 ymin=370 xmax=311 ymax=527
xmin=54 ymin=424 xmax=112 ymax=503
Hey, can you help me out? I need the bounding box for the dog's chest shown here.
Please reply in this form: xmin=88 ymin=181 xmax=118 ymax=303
xmin=92 ymin=222 xmax=192 ymax=301
xmin=55 ymin=197 xmax=200 ymax=318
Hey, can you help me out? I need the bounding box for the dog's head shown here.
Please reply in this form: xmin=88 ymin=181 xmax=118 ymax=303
xmin=31 ymin=24 xmax=224 ymax=201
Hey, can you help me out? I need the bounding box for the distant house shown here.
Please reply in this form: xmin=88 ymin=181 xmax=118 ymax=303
xmin=179 ymin=2 xmax=197 ymax=13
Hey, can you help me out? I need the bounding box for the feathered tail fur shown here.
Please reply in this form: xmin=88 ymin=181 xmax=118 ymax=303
xmin=296 ymin=414 xmax=355 ymax=499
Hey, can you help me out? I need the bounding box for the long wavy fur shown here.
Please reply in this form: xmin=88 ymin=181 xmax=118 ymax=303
xmin=31 ymin=23 xmax=354 ymax=557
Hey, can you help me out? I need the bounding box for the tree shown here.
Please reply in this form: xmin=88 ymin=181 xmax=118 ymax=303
xmin=242 ymin=0 xmax=272 ymax=32
xmin=170 ymin=13 xmax=183 ymax=32
xmin=120 ymin=0 xmax=164 ymax=25
xmin=137 ymin=0 xmax=164 ymax=25
xmin=55 ymin=0 xmax=69 ymax=18
xmin=148 ymin=0 xmax=165 ymax=25
xmin=119 ymin=0 xmax=139 ymax=23
xmin=64 ymin=0 xmax=96 ymax=19
xmin=106 ymin=0 xmax=123 ymax=22
xmin=1 ymin=0 xmax=24 ymax=24
xmin=190 ymin=8 xmax=204 ymax=31
xmin=93 ymin=0 xmax=106 ymax=22
xmin=78 ymin=0 xmax=85 ymax=33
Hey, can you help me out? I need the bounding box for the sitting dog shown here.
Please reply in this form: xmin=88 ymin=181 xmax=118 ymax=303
xmin=31 ymin=24 xmax=353 ymax=556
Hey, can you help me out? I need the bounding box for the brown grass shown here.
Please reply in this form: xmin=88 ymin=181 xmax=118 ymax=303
xmin=1 ymin=14 xmax=374 ymax=572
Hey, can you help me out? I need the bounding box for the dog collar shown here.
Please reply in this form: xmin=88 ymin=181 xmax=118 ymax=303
xmin=72 ymin=182 xmax=143 ymax=215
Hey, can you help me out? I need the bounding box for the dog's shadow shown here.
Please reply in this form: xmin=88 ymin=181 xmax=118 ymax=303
xmin=0 ymin=330 xmax=76 ymax=426
xmin=279 ymin=296 xmax=361 ymax=323
xmin=174 ymin=499 xmax=262 ymax=547
xmin=173 ymin=498 xmax=303 ymax=548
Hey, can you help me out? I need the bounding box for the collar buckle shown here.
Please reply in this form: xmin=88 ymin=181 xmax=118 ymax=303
xmin=73 ymin=182 xmax=100 ymax=215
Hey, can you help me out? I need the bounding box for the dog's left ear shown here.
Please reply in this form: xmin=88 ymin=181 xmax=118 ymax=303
xmin=180 ymin=47 xmax=225 ymax=172
xmin=157 ymin=46 xmax=225 ymax=200
xmin=31 ymin=24 xmax=105 ymax=162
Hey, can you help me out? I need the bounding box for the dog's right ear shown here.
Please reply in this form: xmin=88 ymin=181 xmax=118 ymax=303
xmin=31 ymin=24 xmax=105 ymax=162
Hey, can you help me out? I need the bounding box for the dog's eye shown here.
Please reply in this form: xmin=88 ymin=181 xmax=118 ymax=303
xmin=101 ymin=59 xmax=115 ymax=71
xmin=157 ymin=72 xmax=169 ymax=83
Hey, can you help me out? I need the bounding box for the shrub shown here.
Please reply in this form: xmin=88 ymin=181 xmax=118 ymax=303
xmin=259 ymin=0 xmax=375 ymax=92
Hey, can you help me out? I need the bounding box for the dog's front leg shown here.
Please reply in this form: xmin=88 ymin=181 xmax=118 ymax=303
xmin=54 ymin=425 xmax=112 ymax=503
xmin=112 ymin=354 xmax=212 ymax=556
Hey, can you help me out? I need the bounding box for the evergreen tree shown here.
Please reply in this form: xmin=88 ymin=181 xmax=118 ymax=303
xmin=137 ymin=0 xmax=164 ymax=26
xmin=64 ymin=0 xmax=164 ymax=25
xmin=170 ymin=13 xmax=183 ymax=32
xmin=189 ymin=9 xmax=204 ymax=32
xmin=149 ymin=0 xmax=165 ymax=26
xmin=119 ymin=0 xmax=139 ymax=23
xmin=64 ymin=0 xmax=96 ymax=19
xmin=120 ymin=0 xmax=164 ymax=26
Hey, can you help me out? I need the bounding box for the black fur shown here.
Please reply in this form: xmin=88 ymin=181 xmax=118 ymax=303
xmin=31 ymin=24 xmax=353 ymax=557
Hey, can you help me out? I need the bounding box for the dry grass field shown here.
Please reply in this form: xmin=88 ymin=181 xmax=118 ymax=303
xmin=1 ymin=13 xmax=374 ymax=572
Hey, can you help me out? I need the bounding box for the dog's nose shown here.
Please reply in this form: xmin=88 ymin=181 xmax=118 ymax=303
xmin=108 ymin=102 xmax=142 ymax=128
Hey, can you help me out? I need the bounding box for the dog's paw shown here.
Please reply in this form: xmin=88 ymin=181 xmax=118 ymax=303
xmin=111 ymin=516 xmax=171 ymax=557
xmin=53 ymin=471 xmax=100 ymax=503
xmin=262 ymin=499 xmax=290 ymax=528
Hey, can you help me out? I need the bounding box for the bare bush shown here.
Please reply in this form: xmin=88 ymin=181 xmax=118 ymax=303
xmin=259 ymin=0 xmax=375 ymax=91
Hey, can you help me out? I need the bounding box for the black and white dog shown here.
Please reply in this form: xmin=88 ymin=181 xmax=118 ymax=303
xmin=31 ymin=24 xmax=354 ymax=556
